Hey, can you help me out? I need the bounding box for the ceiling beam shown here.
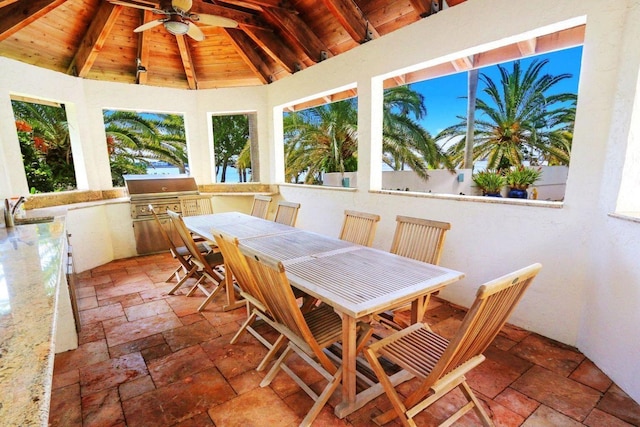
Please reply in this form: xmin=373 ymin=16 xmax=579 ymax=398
xmin=409 ymin=0 xmax=441 ymax=17
xmin=263 ymin=7 xmax=332 ymax=63
xmin=451 ymin=55 xmax=473 ymax=71
xmin=321 ymin=0 xmax=378 ymax=43
xmin=0 ymin=0 xmax=20 ymax=8
xmin=68 ymin=3 xmax=122 ymax=78
xmin=243 ymin=27 xmax=302 ymax=74
xmin=214 ymin=0 xmax=287 ymax=11
xmin=137 ymin=10 xmax=153 ymax=85
xmin=175 ymin=35 xmax=198 ymax=89
xmin=0 ymin=0 xmax=66 ymax=42
xmin=517 ymin=38 xmax=537 ymax=56
xmin=224 ymin=28 xmax=273 ymax=84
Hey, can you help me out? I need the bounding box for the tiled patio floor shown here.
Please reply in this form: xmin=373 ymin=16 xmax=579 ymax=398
xmin=49 ymin=253 xmax=640 ymax=426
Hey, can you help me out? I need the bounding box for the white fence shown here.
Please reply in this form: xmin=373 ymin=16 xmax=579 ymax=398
xmin=323 ymin=166 xmax=568 ymax=201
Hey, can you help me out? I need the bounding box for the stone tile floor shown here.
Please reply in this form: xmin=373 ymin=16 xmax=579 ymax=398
xmin=49 ymin=252 xmax=640 ymax=426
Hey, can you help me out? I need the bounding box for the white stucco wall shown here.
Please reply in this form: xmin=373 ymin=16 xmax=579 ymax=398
xmin=0 ymin=0 xmax=639 ymax=403
xmin=270 ymin=0 xmax=640 ymax=403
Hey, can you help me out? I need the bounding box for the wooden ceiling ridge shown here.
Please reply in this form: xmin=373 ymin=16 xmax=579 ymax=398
xmin=0 ymin=0 xmax=475 ymax=89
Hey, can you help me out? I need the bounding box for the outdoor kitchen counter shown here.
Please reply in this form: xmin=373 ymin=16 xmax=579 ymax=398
xmin=0 ymin=216 xmax=77 ymax=427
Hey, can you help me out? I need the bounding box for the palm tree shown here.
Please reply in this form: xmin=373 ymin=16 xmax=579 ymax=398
xmin=439 ymin=59 xmax=576 ymax=170
xmin=236 ymin=140 xmax=251 ymax=182
xmin=284 ymin=99 xmax=358 ymax=184
xmin=104 ymin=111 xmax=188 ymax=185
xmin=12 ymin=100 xmax=76 ymax=191
xmin=283 ymin=86 xmax=450 ymax=184
xmin=382 ymin=86 xmax=453 ymax=178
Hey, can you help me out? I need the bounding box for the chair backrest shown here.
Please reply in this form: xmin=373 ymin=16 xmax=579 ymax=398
xmin=419 ymin=263 xmax=542 ymax=395
xmin=339 ymin=210 xmax=381 ymax=247
xmin=273 ymin=201 xmax=300 ymax=226
xmin=250 ymin=195 xmax=272 ymax=219
xmin=239 ymin=244 xmax=335 ymax=370
xmin=390 ymin=215 xmax=451 ymax=265
xmin=166 ymin=210 xmax=209 ymax=270
xmin=179 ymin=195 xmax=214 ymax=216
xmin=212 ymin=231 xmax=267 ymax=309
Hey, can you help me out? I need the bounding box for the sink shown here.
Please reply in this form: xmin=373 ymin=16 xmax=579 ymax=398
xmin=14 ymin=216 xmax=55 ymax=225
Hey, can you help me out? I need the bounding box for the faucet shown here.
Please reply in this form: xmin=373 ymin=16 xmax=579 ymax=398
xmin=3 ymin=197 xmax=25 ymax=227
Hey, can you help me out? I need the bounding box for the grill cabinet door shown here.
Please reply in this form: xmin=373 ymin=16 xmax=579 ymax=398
xmin=133 ymin=217 xmax=180 ymax=255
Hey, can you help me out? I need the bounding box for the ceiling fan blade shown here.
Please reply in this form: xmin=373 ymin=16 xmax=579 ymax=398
xmin=186 ymin=22 xmax=205 ymax=41
xmin=171 ymin=0 xmax=193 ymax=12
xmin=108 ymin=0 xmax=163 ymax=13
xmin=134 ymin=19 xmax=166 ymax=33
xmin=194 ymin=13 xmax=238 ymax=28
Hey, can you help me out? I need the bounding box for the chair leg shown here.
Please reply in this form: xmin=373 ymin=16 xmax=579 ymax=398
xmin=186 ymin=274 xmax=206 ymax=297
xmin=256 ymin=334 xmax=287 ymax=372
xmin=260 ymin=345 xmax=293 ymax=387
xmin=299 ymin=367 xmax=343 ymax=427
xmin=363 ymin=347 xmax=412 ymax=427
xmin=168 ymin=265 xmax=198 ymax=295
xmin=459 ymin=381 xmax=494 ymax=427
xmin=164 ymin=264 xmax=182 ymax=283
xmin=197 ymin=280 xmax=226 ymax=312
xmin=230 ymin=310 xmax=257 ymax=344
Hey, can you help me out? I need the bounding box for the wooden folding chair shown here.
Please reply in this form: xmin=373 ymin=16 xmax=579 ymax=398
xmin=179 ymin=195 xmax=214 ymax=216
xmin=364 ymin=263 xmax=542 ymax=427
xmin=148 ymin=204 xmax=211 ymax=292
xmin=212 ymin=232 xmax=283 ymax=371
xmin=273 ymin=201 xmax=300 ymax=226
xmin=339 ymin=210 xmax=381 ymax=247
xmin=239 ymin=245 xmax=373 ymax=427
xmin=383 ymin=216 xmax=452 ymax=327
xmin=250 ymin=195 xmax=272 ymax=219
xmin=167 ymin=210 xmax=226 ymax=312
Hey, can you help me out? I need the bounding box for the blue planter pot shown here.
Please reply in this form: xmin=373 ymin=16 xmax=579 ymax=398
xmin=484 ymin=192 xmax=502 ymax=197
xmin=508 ymin=188 xmax=528 ymax=199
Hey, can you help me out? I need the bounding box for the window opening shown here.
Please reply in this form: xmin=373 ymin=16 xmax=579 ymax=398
xmin=211 ymin=113 xmax=256 ymax=183
xmin=381 ymin=39 xmax=582 ymax=201
xmin=103 ymin=110 xmax=187 ymax=187
xmin=282 ymin=92 xmax=359 ymax=187
xmin=12 ymin=98 xmax=77 ymax=193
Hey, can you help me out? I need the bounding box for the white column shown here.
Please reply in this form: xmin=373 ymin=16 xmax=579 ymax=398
xmin=0 ymin=95 xmax=29 ymax=197
xmin=357 ymin=77 xmax=384 ymax=191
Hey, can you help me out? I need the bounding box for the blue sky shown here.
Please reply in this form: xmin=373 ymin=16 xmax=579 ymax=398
xmin=410 ymin=46 xmax=583 ymax=136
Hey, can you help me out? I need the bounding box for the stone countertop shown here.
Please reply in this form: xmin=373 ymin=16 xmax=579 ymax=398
xmin=0 ymin=217 xmax=68 ymax=426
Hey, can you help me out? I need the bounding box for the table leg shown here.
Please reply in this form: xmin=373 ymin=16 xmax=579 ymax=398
xmin=335 ymin=315 xmax=357 ymax=417
xmin=410 ymin=293 xmax=432 ymax=324
xmin=222 ymin=262 xmax=244 ymax=311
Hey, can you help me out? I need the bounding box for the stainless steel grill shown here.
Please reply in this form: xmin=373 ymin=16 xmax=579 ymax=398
xmin=124 ymin=174 xmax=199 ymax=255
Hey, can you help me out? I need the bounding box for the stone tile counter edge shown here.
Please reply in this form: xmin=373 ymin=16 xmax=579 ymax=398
xmin=0 ymin=216 xmax=78 ymax=426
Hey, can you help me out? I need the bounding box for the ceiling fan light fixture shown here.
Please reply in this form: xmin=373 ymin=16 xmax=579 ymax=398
xmin=164 ymin=16 xmax=189 ymax=35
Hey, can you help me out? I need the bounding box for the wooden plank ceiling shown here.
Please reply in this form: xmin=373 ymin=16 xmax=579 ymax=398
xmin=0 ymin=0 xmax=584 ymax=98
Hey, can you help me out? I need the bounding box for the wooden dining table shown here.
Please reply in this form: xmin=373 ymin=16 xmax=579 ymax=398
xmin=183 ymin=211 xmax=464 ymax=418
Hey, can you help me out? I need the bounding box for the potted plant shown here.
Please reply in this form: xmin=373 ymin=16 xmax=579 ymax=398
xmin=472 ymin=170 xmax=506 ymax=197
xmin=505 ymin=166 xmax=542 ymax=198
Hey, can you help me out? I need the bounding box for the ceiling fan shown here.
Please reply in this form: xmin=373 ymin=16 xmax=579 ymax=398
xmin=109 ymin=0 xmax=238 ymax=41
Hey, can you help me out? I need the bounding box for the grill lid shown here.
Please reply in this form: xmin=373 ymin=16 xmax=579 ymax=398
xmin=124 ymin=174 xmax=198 ymax=197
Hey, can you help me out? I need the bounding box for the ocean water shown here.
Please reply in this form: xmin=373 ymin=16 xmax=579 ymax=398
xmin=146 ymin=165 xmax=245 ymax=183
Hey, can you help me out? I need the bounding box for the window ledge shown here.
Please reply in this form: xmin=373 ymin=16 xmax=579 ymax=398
xmin=24 ymin=189 xmax=127 ymax=210
xmin=609 ymin=212 xmax=640 ymax=224
xmin=371 ymin=189 xmax=563 ymax=208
